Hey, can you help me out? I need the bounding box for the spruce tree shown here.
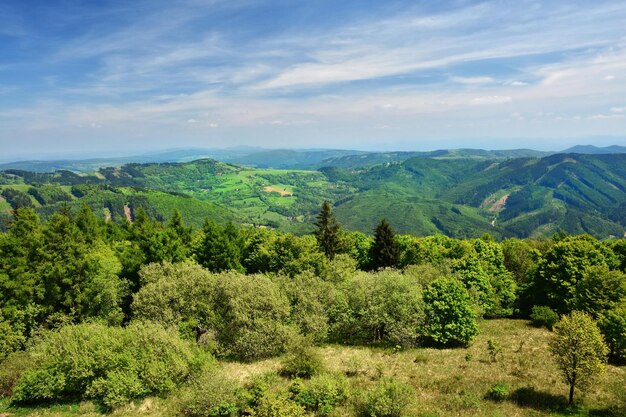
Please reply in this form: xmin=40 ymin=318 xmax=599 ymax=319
xmin=314 ymin=200 xmax=341 ymax=260
xmin=370 ymin=218 xmax=400 ymax=269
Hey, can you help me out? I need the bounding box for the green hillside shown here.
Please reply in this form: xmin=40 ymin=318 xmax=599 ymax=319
xmin=2 ymin=153 xmax=625 ymax=238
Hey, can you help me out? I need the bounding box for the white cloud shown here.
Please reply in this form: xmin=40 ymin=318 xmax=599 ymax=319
xmin=451 ymin=76 xmax=495 ymax=85
xmin=605 ymin=75 xmax=616 ymax=80
xmin=472 ymin=96 xmax=512 ymax=105
xmin=508 ymin=80 xmax=528 ymax=86
xmin=590 ymin=113 xmax=625 ymax=120
xmin=187 ymin=118 xmax=198 ymax=123
xmin=611 ymin=107 xmax=626 ymax=113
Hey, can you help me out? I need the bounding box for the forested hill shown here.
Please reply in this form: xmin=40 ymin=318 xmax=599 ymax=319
xmin=1 ymin=153 xmax=625 ymax=239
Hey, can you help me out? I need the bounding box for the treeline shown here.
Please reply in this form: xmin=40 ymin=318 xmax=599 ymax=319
xmin=0 ymin=202 xmax=625 ymax=409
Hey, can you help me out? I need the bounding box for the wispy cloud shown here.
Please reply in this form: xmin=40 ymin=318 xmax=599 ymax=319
xmin=1 ymin=0 xmax=626 ymax=155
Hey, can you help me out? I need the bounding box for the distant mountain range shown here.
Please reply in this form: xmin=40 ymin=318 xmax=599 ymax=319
xmin=1 ymin=144 xmax=624 ymax=173
xmin=1 ymin=149 xmax=625 ymax=239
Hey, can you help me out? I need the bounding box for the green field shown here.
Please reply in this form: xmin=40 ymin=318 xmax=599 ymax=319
xmin=2 ymin=319 xmax=623 ymax=417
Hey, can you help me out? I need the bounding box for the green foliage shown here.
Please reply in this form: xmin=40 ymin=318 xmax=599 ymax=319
xmin=195 ymin=220 xmax=243 ymax=272
xmin=212 ymin=272 xmax=297 ymax=361
xmin=487 ymin=339 xmax=503 ymax=363
xmin=281 ymin=337 xmax=325 ymax=378
xmin=598 ymin=303 xmax=626 ymax=362
xmin=533 ymin=235 xmax=618 ymax=314
xmin=486 ymin=383 xmax=509 ymax=401
xmin=315 ymin=200 xmax=342 ymax=260
xmin=572 ymin=266 xmax=626 ymax=318
xmin=549 ymin=311 xmax=609 ymax=405
xmin=132 ymin=262 xmax=217 ymax=329
xmin=0 ymin=351 xmax=31 ymax=397
xmin=251 ymin=394 xmax=306 ymax=417
xmin=244 ymin=230 xmax=328 ymax=278
xmin=290 ymin=373 xmax=348 ymax=415
xmin=180 ymin=369 xmax=241 ymax=417
xmin=11 ymin=321 xmax=196 ymax=408
xmin=530 ymin=306 xmax=559 ymax=330
xmin=329 ymin=270 xmax=425 ymax=346
xmin=423 ymin=277 xmax=478 ymax=346
xmin=277 ymin=272 xmax=335 ymax=342
xmin=362 ymin=377 xmax=414 ymax=417
xmin=370 ymin=219 xmax=400 ymax=270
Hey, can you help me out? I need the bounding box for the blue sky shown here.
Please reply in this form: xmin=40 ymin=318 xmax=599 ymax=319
xmin=1 ymin=0 xmax=625 ymax=158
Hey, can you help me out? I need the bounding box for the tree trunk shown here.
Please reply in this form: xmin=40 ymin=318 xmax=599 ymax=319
xmin=569 ymin=382 xmax=575 ymax=405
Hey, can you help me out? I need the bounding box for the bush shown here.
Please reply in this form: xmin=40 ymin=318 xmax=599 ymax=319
xmin=0 ymin=351 xmax=32 ymax=397
xmin=212 ymin=272 xmax=298 ymax=361
xmin=11 ymin=321 xmax=196 ymax=408
xmin=281 ymin=337 xmax=324 ymax=378
xmin=290 ymin=373 xmax=348 ymax=415
xmin=486 ymin=383 xmax=509 ymax=401
xmin=530 ymin=306 xmax=559 ymax=330
xmin=250 ymin=394 xmax=306 ymax=417
xmin=423 ymin=277 xmax=477 ymax=346
xmin=363 ymin=377 xmax=414 ymax=417
xmin=180 ymin=369 xmax=241 ymax=417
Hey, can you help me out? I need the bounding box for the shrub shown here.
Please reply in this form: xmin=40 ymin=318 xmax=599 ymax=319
xmin=486 ymin=383 xmax=509 ymax=401
xmin=11 ymin=321 xmax=196 ymax=408
xmin=290 ymin=373 xmax=348 ymax=415
xmin=363 ymin=377 xmax=414 ymax=417
xmin=530 ymin=306 xmax=559 ymax=330
xmin=250 ymin=394 xmax=306 ymax=417
xmin=329 ymin=270 xmax=425 ymax=347
xmin=423 ymin=277 xmax=477 ymax=347
xmin=281 ymin=337 xmax=324 ymax=378
xmin=0 ymin=351 xmax=32 ymax=397
xmin=180 ymin=369 xmax=241 ymax=417
xmin=212 ymin=272 xmax=298 ymax=361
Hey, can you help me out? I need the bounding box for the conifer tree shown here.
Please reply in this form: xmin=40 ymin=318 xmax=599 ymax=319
xmin=315 ymin=200 xmax=341 ymax=260
xmin=370 ymin=219 xmax=400 ymax=269
xmin=195 ymin=220 xmax=243 ymax=272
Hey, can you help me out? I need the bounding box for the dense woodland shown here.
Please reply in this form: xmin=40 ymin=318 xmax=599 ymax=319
xmin=1 ymin=200 xmax=626 ymax=416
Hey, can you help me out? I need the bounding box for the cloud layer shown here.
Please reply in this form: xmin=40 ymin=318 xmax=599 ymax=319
xmin=1 ymin=0 xmax=625 ymax=156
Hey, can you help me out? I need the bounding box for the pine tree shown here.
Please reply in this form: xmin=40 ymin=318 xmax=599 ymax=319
xmin=194 ymin=220 xmax=243 ymax=272
xmin=314 ymin=200 xmax=341 ymax=260
xmin=370 ymin=219 xmax=400 ymax=269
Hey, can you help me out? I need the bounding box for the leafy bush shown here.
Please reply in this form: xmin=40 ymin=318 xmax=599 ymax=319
xmin=329 ymin=270 xmax=425 ymax=347
xmin=281 ymin=337 xmax=325 ymax=378
xmin=530 ymin=306 xmax=559 ymax=330
xmin=486 ymin=383 xmax=509 ymax=401
xmin=0 ymin=351 xmax=32 ymax=397
xmin=362 ymin=377 xmax=414 ymax=417
xmin=250 ymin=394 xmax=306 ymax=417
xmin=212 ymin=272 xmax=297 ymax=361
xmin=290 ymin=373 xmax=348 ymax=415
xmin=423 ymin=277 xmax=477 ymax=346
xmin=11 ymin=321 xmax=196 ymax=408
xmin=180 ymin=369 xmax=241 ymax=417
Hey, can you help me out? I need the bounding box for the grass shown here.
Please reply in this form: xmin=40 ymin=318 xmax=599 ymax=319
xmin=2 ymin=319 xmax=624 ymax=417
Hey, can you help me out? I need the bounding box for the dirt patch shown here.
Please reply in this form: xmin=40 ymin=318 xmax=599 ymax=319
xmin=124 ymin=205 xmax=133 ymax=222
xmin=488 ymin=194 xmax=509 ymax=212
xmin=263 ymin=186 xmax=293 ymax=197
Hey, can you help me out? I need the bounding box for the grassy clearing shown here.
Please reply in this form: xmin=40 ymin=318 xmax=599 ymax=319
xmin=2 ymin=319 xmax=624 ymax=417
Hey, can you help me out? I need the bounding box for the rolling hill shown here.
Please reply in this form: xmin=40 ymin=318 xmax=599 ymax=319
xmin=1 ymin=152 xmax=625 ymax=239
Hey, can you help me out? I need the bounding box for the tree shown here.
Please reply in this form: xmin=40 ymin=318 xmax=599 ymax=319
xmin=598 ymin=303 xmax=626 ymax=362
xmin=370 ymin=219 xmax=400 ymax=270
xmin=549 ymin=311 xmax=608 ymax=405
xmin=533 ymin=235 xmax=618 ymax=314
xmin=194 ymin=220 xmax=243 ymax=272
xmin=423 ymin=277 xmax=477 ymax=346
xmin=314 ymin=201 xmax=342 ymax=260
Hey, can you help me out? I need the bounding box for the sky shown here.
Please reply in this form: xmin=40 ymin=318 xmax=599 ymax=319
xmin=1 ymin=0 xmax=626 ymax=159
